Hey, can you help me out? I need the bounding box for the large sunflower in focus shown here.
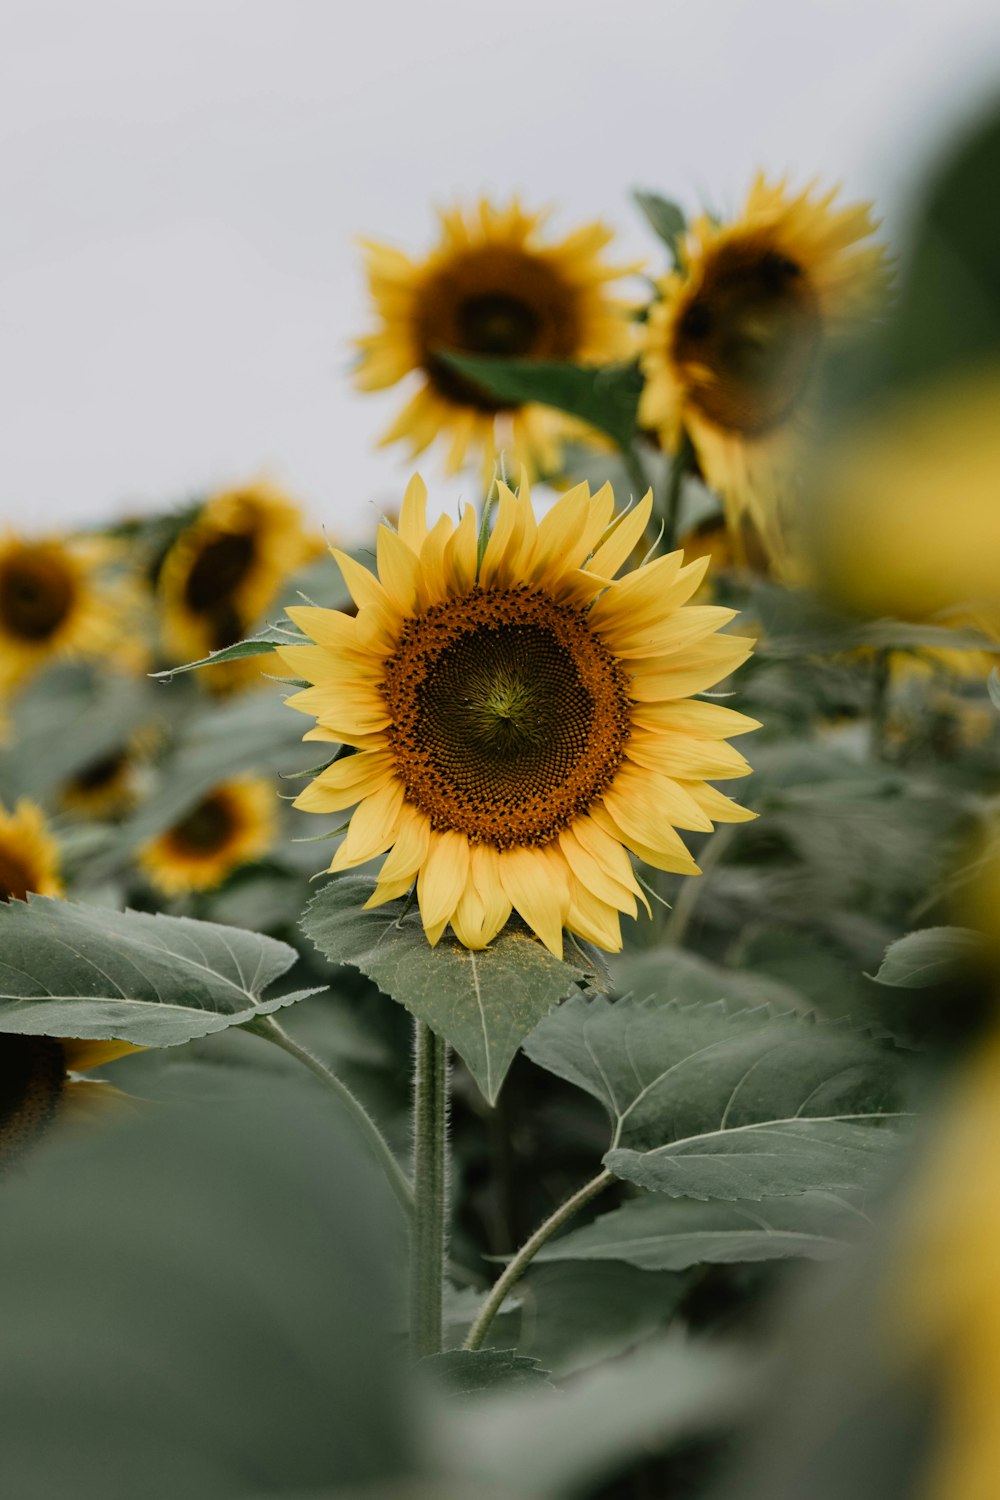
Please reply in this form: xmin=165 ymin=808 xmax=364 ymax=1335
xmin=159 ymin=483 xmax=321 ymax=690
xmin=278 ymin=475 xmax=757 ymax=957
xmin=138 ymin=777 xmax=277 ymax=896
xmin=0 ymin=1035 xmax=138 ymax=1170
xmin=355 ymin=198 xmax=637 ymax=480
xmin=0 ymin=533 xmax=142 ymax=699
xmin=0 ymin=799 xmax=63 ymax=903
xmin=639 ymin=176 xmax=887 ymax=559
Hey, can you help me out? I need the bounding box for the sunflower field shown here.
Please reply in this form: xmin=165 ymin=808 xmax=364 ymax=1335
xmin=2 ymin=85 xmax=1000 ymax=1500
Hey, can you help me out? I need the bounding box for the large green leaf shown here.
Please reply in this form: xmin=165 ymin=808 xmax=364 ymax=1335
xmin=535 ymin=1189 xmax=869 ymax=1270
xmin=611 ymin=946 xmax=807 ymax=1012
xmin=524 ymin=994 xmax=908 ymax=1201
xmin=0 ymin=897 xmax=318 ymax=1045
xmin=0 ymin=1077 xmax=414 ymax=1498
xmin=436 ymin=353 xmax=643 ymax=451
xmin=301 ymin=876 xmax=598 ymax=1104
xmin=422 ymin=1349 xmax=553 ymax=1395
xmin=872 ymin=926 xmax=985 ymax=989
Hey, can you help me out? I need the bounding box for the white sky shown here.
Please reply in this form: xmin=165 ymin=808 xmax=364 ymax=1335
xmin=2 ymin=0 xmax=999 ymax=540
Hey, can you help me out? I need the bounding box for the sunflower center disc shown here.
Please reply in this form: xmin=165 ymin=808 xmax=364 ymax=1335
xmin=0 ymin=549 xmax=76 ymax=642
xmin=170 ymin=793 xmax=235 ymax=854
xmin=183 ymin=531 xmax=257 ymax=613
xmin=0 ymin=849 xmax=34 ymax=903
xmin=674 ymin=246 xmax=821 ymax=434
xmin=419 ymin=246 xmax=581 ymax=411
xmin=0 ymin=1036 xmax=64 ymax=1168
xmin=69 ymin=749 xmax=128 ymax=794
xmin=383 ymin=588 xmax=632 ymax=847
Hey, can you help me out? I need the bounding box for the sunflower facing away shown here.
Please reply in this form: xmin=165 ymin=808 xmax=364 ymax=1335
xmin=639 ymin=175 xmax=887 ymax=561
xmin=0 ymin=532 xmax=143 ymax=700
xmin=138 ymin=776 xmax=277 ymax=896
xmin=159 ymin=483 xmax=321 ymax=690
xmin=0 ymin=798 xmax=63 ymax=904
xmin=0 ymin=1035 xmax=139 ymax=1170
xmin=278 ymin=474 xmax=757 ymax=956
xmin=355 ymin=198 xmax=638 ymax=480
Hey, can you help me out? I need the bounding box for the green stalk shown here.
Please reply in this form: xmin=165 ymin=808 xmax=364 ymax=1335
xmin=247 ymin=1014 xmax=413 ymax=1221
xmin=870 ymin=648 xmax=892 ymax=761
xmin=410 ymin=1020 xmax=450 ymax=1359
xmin=662 ymin=431 xmax=695 ymax=554
xmin=463 ymin=1168 xmax=614 ymax=1352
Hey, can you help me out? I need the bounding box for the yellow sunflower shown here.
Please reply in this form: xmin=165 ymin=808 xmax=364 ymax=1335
xmin=277 ymin=474 xmax=757 ymax=957
xmin=159 ymin=482 xmax=322 ymax=691
xmin=61 ymin=748 xmax=138 ymax=820
xmin=138 ymin=777 xmax=277 ymax=896
xmin=0 ymin=1035 xmax=140 ymax=1170
xmin=0 ymin=532 xmax=144 ymax=699
xmin=639 ymin=175 xmax=887 ymax=560
xmin=355 ymin=198 xmax=638 ymax=481
xmin=0 ymin=798 xmax=63 ymax=904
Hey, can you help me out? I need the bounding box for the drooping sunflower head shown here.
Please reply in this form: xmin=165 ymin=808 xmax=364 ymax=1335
xmin=159 ymin=483 xmax=322 ymax=690
xmin=639 ymin=175 xmax=888 ymax=553
xmin=0 ymin=1035 xmax=138 ymax=1170
xmin=0 ymin=799 xmax=63 ymax=905
xmin=138 ymin=776 xmax=277 ymax=896
xmin=278 ymin=474 xmax=757 ymax=957
xmin=356 ymin=198 xmax=638 ymax=480
xmin=0 ymin=533 xmax=144 ymax=698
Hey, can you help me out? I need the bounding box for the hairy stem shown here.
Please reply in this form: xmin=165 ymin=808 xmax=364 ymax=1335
xmin=410 ymin=1020 xmax=450 ymax=1359
xmin=463 ymin=1168 xmax=614 ymax=1352
xmin=247 ymin=1014 xmax=413 ymax=1221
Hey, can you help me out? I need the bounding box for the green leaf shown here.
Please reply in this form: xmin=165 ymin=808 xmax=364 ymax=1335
xmin=0 ymin=896 xmax=318 ymax=1046
xmin=872 ymin=926 xmax=985 ymax=988
xmin=301 ymin=876 xmax=595 ymax=1104
xmin=634 ymin=190 xmax=686 ymax=265
xmin=149 ymin=627 xmax=295 ymax=681
xmin=535 ymin=1189 xmax=870 ymax=1270
xmin=422 ymin=1349 xmax=554 ymax=1394
xmin=611 ymin=946 xmax=807 ymax=1012
xmin=436 ymin=354 xmax=643 ymax=451
xmin=0 ymin=1076 xmax=414 ymax=1497
xmin=525 ymin=994 xmax=908 ymax=1201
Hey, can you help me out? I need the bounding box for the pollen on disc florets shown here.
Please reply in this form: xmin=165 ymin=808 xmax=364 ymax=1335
xmin=382 ymin=585 xmax=632 ymax=848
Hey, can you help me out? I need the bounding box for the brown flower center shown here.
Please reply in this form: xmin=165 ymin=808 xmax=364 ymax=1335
xmin=68 ymin=750 xmax=129 ymax=795
xmin=182 ymin=529 xmax=257 ymax=649
xmin=0 ymin=545 xmax=77 ymax=643
xmin=418 ymin=247 xmax=581 ymax=411
xmin=382 ymin=587 xmax=632 ymax=848
xmin=0 ymin=1035 xmax=64 ymax=1168
xmin=0 ymin=848 xmax=35 ymax=903
xmin=673 ymin=243 xmax=821 ymax=435
xmin=168 ymin=791 xmax=236 ymax=856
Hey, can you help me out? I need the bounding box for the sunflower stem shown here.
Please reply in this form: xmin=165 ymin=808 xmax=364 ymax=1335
xmin=662 ymin=431 xmax=695 ymax=553
xmin=622 ymin=442 xmax=650 ymax=510
xmin=663 ymin=823 xmax=736 ymax=947
xmin=410 ymin=1019 xmax=450 ymax=1359
xmin=463 ymin=1168 xmax=614 ymax=1352
xmin=246 ymin=1014 xmax=413 ymax=1221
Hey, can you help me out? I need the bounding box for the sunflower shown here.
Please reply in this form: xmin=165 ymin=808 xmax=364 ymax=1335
xmin=138 ymin=777 xmax=277 ymax=896
xmin=0 ymin=532 xmax=144 ymax=699
xmin=355 ymin=198 xmax=638 ymax=481
xmin=639 ymin=175 xmax=887 ymax=560
xmin=277 ymin=474 xmax=756 ymax=957
xmin=61 ymin=748 xmax=138 ymax=820
xmin=159 ymin=483 xmax=322 ymax=690
xmin=0 ymin=1035 xmax=139 ymax=1170
xmin=0 ymin=799 xmax=63 ymax=904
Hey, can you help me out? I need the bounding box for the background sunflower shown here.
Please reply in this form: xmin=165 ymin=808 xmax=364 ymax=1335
xmin=355 ymin=199 xmax=638 ymax=482
xmin=0 ymin=799 xmax=63 ymax=904
xmin=137 ymin=776 xmax=277 ymax=896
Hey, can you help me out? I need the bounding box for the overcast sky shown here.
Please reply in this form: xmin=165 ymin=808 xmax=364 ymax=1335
xmin=3 ymin=0 xmax=999 ymax=540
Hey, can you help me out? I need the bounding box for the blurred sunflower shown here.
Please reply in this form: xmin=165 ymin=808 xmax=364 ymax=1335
xmin=0 ymin=1035 xmax=139 ymax=1170
xmin=355 ymin=198 xmax=638 ymax=480
xmin=639 ymin=176 xmax=887 ymax=558
xmin=0 ymin=798 xmax=63 ymax=903
xmin=159 ymin=483 xmax=322 ymax=689
xmin=138 ymin=777 xmax=277 ymax=896
xmin=0 ymin=533 xmax=143 ymax=699
xmin=278 ymin=474 xmax=756 ymax=957
xmin=61 ymin=748 xmax=137 ymax=820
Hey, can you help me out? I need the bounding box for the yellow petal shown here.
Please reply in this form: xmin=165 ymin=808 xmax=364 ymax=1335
xmin=331 ymin=548 xmax=394 ymax=614
xmin=566 ymin=878 xmax=625 ymax=952
xmin=364 ymin=874 xmax=417 ymax=908
xmin=469 ymin=843 xmax=513 ymax=946
xmin=626 ymin=732 xmax=752 ymax=782
xmin=330 ymin=780 xmax=406 ymax=871
xmin=398 ymin=473 xmax=429 ymax=552
xmin=586 ymin=491 xmax=654 ymax=578
xmin=417 ymin=829 xmax=471 ymax=931
xmin=293 ymin=750 xmax=396 ymax=813
xmin=376 ymin=524 xmax=422 ymax=615
xmin=558 ymin=825 xmax=637 ymax=914
xmin=633 ymin=699 xmax=761 ymax=740
xmin=377 ymin=803 xmax=432 ymax=884
xmin=499 ymin=845 xmax=568 ymax=959
xmin=479 ymin=482 xmax=528 ymax=589
xmin=445 ymin=505 xmax=478 ymax=596
xmin=61 ymin=1038 xmax=143 ymax=1073
xmin=590 ymin=801 xmax=700 ymax=876
xmin=608 ymin=605 xmax=738 ymax=661
xmin=628 ymin=635 xmax=755 ymax=701
xmin=683 ymin=781 xmax=758 ymax=824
